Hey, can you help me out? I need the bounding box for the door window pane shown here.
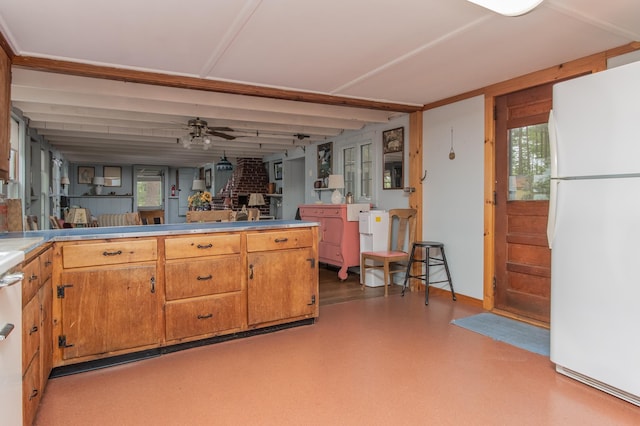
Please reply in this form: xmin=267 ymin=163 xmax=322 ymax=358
xmin=508 ymin=124 xmax=550 ymax=201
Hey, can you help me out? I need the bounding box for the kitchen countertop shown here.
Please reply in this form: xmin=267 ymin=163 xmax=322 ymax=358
xmin=0 ymin=220 xmax=318 ymax=256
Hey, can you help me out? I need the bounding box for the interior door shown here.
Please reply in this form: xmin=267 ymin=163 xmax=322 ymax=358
xmin=494 ymin=83 xmax=553 ymax=323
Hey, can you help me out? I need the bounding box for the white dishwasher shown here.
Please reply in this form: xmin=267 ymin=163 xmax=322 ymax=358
xmin=0 ymin=251 xmax=25 ymax=426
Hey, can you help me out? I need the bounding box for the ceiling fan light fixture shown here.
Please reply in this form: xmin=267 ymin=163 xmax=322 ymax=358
xmin=466 ymin=0 xmax=544 ymax=16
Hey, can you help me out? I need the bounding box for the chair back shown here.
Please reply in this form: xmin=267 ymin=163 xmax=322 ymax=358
xmin=387 ymin=208 xmax=417 ymax=253
xmin=139 ymin=209 xmax=164 ymax=225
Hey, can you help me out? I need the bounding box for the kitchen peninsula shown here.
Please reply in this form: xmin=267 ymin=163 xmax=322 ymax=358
xmin=0 ymin=220 xmax=319 ymax=424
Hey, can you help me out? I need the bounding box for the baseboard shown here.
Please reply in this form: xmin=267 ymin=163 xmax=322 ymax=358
xmin=50 ymin=319 xmax=315 ymax=378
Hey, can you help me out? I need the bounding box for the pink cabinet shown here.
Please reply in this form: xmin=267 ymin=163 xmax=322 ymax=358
xmin=299 ymin=204 xmax=360 ymax=280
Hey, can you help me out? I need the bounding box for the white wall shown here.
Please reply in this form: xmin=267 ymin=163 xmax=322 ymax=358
xmin=303 ymin=114 xmax=411 ymax=210
xmin=423 ymin=96 xmax=485 ymax=299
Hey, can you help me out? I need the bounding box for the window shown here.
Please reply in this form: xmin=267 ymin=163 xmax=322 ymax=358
xmin=135 ymin=167 xmax=166 ymax=209
xmin=508 ymin=124 xmax=550 ymax=201
xmin=342 ymin=141 xmax=372 ymax=201
xmin=360 ymin=143 xmax=372 ymax=199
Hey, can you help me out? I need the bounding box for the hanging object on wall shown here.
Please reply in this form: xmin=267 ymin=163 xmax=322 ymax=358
xmin=449 ymin=127 xmax=456 ymax=160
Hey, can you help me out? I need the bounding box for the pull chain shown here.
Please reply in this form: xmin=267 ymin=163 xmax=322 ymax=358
xmin=449 ymin=127 xmax=456 ymax=160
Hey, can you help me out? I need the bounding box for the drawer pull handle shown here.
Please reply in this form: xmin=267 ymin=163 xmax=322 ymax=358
xmin=197 ymin=313 xmax=213 ymax=320
xmin=103 ymin=250 xmax=123 ymax=256
xmin=0 ymin=323 xmax=15 ymax=340
xmin=150 ymin=276 xmax=156 ymax=294
xmin=274 ymin=238 xmax=289 ymax=243
xmin=0 ymin=272 xmax=23 ymax=288
xmin=29 ymin=274 xmax=38 ymax=282
xmin=29 ymin=388 xmax=39 ymax=401
xmin=249 ymin=264 xmax=254 ymax=279
xmin=197 ymin=243 xmax=213 ymax=249
xmin=29 ymin=325 xmax=38 ymax=335
xmin=197 ymin=274 xmax=213 ymax=281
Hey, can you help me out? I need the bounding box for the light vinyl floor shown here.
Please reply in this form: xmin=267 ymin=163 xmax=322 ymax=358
xmin=35 ymin=286 xmax=640 ymax=425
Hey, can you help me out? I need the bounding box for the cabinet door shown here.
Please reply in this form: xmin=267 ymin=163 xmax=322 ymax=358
xmin=247 ymin=247 xmax=317 ymax=325
xmin=59 ymin=264 xmax=161 ymax=360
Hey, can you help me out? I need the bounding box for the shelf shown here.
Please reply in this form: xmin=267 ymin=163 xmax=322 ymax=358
xmin=68 ymin=195 xmax=133 ymax=198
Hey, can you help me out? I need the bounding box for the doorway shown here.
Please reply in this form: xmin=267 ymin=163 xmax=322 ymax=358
xmin=494 ymin=83 xmax=553 ymax=324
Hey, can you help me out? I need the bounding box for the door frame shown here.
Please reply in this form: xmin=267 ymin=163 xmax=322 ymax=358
xmin=480 ymin=56 xmax=612 ymax=313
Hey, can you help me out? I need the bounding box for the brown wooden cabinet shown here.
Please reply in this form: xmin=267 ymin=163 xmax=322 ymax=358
xmin=55 ymin=239 xmax=162 ymax=362
xmin=50 ymin=225 xmax=319 ymax=370
xmin=246 ymin=229 xmax=318 ymax=326
xmin=0 ymin=45 xmax=10 ymax=180
xmin=21 ymin=246 xmax=53 ymax=426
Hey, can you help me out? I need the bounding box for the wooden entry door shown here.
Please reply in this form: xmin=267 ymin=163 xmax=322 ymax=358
xmin=494 ymin=83 xmax=553 ymax=324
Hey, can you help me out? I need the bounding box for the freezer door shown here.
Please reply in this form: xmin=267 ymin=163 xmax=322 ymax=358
xmin=550 ymin=177 xmax=640 ymax=398
xmin=552 ymin=60 xmax=640 ymax=177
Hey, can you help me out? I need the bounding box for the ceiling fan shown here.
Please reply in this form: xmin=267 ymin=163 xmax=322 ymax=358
xmin=178 ymin=117 xmax=236 ymax=150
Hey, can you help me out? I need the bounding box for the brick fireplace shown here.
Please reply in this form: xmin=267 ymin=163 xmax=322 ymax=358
xmin=215 ymin=158 xmax=270 ymax=216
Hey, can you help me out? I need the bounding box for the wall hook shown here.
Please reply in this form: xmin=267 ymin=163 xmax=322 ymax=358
xmin=420 ymin=170 xmax=428 ymax=182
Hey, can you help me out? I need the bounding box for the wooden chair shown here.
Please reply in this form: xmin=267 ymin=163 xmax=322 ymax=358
xmin=139 ymin=209 xmax=164 ymax=225
xmin=186 ymin=210 xmax=233 ymax=223
xmin=360 ymin=208 xmax=417 ymax=297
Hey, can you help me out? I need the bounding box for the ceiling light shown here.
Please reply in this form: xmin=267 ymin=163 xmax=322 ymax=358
xmin=216 ymin=152 xmax=233 ymax=172
xmin=178 ymin=117 xmax=236 ymax=150
xmin=467 ymin=0 xmax=544 ymax=16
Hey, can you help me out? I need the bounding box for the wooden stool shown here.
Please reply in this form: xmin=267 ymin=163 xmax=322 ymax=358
xmin=402 ymin=241 xmax=456 ymax=305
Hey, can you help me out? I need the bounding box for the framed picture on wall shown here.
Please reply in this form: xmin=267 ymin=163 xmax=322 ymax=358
xmin=103 ymin=166 xmax=122 ymax=187
xmin=274 ymin=161 xmax=283 ymax=180
xmin=205 ymin=169 xmax=212 ymax=188
xmin=317 ymin=141 xmax=333 ymax=178
xmin=78 ymin=166 xmax=94 ymax=184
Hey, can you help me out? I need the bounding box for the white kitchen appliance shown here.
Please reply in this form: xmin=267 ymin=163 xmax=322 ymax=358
xmin=0 ymin=250 xmax=26 ymax=425
xmin=359 ymin=210 xmax=389 ymax=287
xmin=547 ymin=60 xmax=640 ymax=406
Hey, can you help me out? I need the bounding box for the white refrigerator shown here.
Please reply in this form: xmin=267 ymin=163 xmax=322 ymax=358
xmin=547 ymin=60 xmax=640 ymax=406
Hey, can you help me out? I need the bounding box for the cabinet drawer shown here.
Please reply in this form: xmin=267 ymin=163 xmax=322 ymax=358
xmin=246 ymin=229 xmax=313 ymax=252
xmin=22 ymin=295 xmax=40 ymax=374
xmin=165 ymin=293 xmax=244 ymax=341
xmin=319 ymin=242 xmax=344 ymax=265
xmin=22 ymin=258 xmax=40 ymax=305
xmin=165 ymin=234 xmax=241 ymax=259
xmin=300 ymin=206 xmax=343 ymax=218
xmin=165 ymin=255 xmax=242 ymax=300
xmin=62 ymin=239 xmax=157 ymax=268
xmin=39 ymin=247 xmax=53 ymax=283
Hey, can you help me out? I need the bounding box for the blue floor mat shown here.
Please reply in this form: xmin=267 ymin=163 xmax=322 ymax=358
xmin=451 ymin=312 xmax=550 ymax=356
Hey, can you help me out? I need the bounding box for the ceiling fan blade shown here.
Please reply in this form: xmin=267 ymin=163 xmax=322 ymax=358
xmin=208 ymin=126 xmax=234 ymax=132
xmin=208 ymin=130 xmax=236 ymax=140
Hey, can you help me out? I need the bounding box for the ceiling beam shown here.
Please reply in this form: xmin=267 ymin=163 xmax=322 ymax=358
xmin=12 ymin=55 xmax=422 ymax=113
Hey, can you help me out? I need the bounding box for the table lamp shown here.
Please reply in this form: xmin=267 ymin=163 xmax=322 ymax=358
xmin=328 ymin=174 xmax=345 ymax=204
xmin=248 ymin=193 xmax=265 ymax=207
xmin=92 ymin=176 xmax=105 ymax=195
xmin=192 ymin=179 xmax=206 ymax=192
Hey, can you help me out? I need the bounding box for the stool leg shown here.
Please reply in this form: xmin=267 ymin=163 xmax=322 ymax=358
xmin=440 ymin=246 xmax=457 ymax=301
xmin=402 ymin=244 xmax=417 ymax=297
xmin=424 ymin=247 xmax=430 ymax=305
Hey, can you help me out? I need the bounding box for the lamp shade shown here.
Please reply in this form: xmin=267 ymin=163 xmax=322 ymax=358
xmin=60 ymin=176 xmax=70 ymax=185
xmin=92 ymin=176 xmax=105 ymax=186
xmin=327 ymin=174 xmax=345 ymax=189
xmin=248 ymin=193 xmax=265 ymax=206
xmin=192 ymin=179 xmax=206 ymax=191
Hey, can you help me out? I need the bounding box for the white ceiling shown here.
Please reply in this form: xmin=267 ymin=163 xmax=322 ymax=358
xmin=1 ymin=0 xmax=639 ymax=167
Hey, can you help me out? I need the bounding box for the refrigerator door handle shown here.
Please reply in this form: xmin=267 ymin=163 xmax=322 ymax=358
xmin=548 ymin=110 xmax=558 ymax=179
xmin=547 ymin=179 xmax=558 ymax=249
